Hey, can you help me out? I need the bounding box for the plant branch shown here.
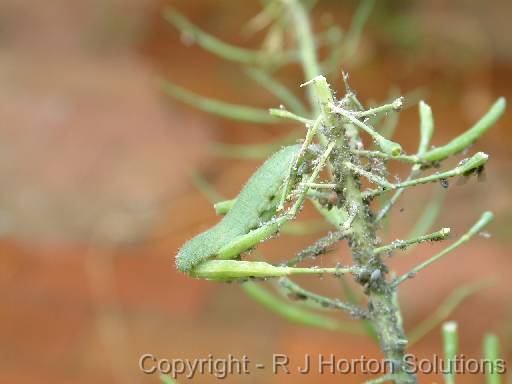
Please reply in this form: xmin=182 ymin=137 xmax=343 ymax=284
xmin=344 ymin=161 xmax=394 ymax=189
xmin=285 ymin=229 xmax=352 ymax=267
xmin=355 ymin=97 xmax=403 ymax=118
xmin=352 ymin=150 xmax=420 ymax=164
xmin=330 ymin=103 xmax=403 ymax=156
xmin=164 ymin=7 xmax=292 ymax=65
xmin=243 ymin=282 xmax=363 ymax=333
xmin=363 ymin=152 xmax=489 ymax=199
xmin=279 ymin=278 xmax=368 ymax=318
xmin=284 ymin=0 xmax=322 ymax=114
xmin=161 ymin=81 xmax=278 ymax=123
xmin=373 ymin=227 xmax=451 ymax=256
xmin=392 ymin=211 xmax=494 ymax=288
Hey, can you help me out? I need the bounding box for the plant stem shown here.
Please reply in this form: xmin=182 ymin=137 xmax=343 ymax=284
xmin=161 ymin=81 xmax=278 ymax=123
xmin=329 ymin=103 xmax=403 ymax=156
xmin=164 ymin=7 xmax=289 ymax=65
xmin=355 ymin=97 xmax=403 ymax=118
xmin=363 ymin=151 xmax=489 ymax=199
xmin=284 ymin=0 xmax=322 ymax=114
xmin=285 ymin=229 xmax=352 ymax=267
xmin=307 ymin=76 xmax=416 ymax=383
xmin=290 ymin=7 xmax=415 ymax=381
xmin=279 ymin=278 xmax=367 ymax=317
xmin=352 ymin=149 xmax=420 ymax=164
xmin=243 ymin=282 xmax=363 ymax=333
xmin=373 ymin=227 xmax=451 ymax=256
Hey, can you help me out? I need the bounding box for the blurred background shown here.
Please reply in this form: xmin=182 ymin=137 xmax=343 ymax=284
xmin=1 ymin=0 xmax=511 ymax=383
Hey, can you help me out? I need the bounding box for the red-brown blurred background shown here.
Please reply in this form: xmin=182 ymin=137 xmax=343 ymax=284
xmin=1 ymin=1 xmax=511 ymax=383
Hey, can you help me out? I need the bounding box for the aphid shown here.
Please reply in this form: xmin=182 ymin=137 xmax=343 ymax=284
xmin=457 ymin=164 xmax=486 ymax=185
xmin=370 ymin=269 xmax=382 ymax=283
xmin=288 ymin=292 xmax=308 ymax=301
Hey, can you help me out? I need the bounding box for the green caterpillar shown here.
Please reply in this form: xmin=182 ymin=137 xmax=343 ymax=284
xmin=176 ymin=145 xmax=301 ymax=273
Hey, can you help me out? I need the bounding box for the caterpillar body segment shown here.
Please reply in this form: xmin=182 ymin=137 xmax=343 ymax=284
xmin=175 ymin=145 xmax=301 ymax=273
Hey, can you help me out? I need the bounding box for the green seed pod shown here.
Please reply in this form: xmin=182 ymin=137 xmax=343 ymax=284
xmin=421 ymin=97 xmax=506 ymax=163
xmin=376 ymin=136 xmax=403 ymax=157
xmin=418 ymin=100 xmax=434 ymax=155
xmin=189 ymin=260 xmax=347 ymax=281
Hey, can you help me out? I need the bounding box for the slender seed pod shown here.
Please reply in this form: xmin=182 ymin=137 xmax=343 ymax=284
xmin=421 ymin=98 xmax=506 ymax=162
xmin=418 ymin=100 xmax=434 ymax=156
xmin=483 ymin=333 xmax=502 ymax=384
xmin=190 ymin=260 xmax=351 ymax=281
